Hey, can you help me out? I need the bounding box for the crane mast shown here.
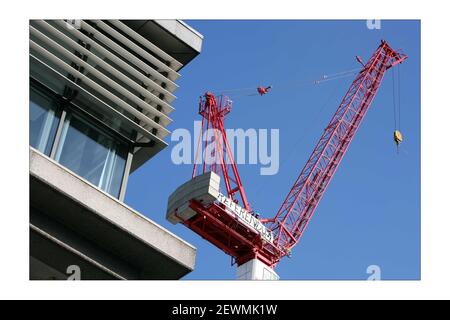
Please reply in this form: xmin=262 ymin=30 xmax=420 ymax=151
xmin=167 ymin=40 xmax=407 ymax=276
xmin=266 ymin=40 xmax=407 ymax=255
xmin=192 ymin=93 xmax=251 ymax=211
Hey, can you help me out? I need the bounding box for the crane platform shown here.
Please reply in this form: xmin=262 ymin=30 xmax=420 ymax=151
xmin=167 ymin=171 xmax=282 ymax=268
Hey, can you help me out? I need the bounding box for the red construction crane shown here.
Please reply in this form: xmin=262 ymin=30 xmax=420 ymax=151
xmin=168 ymin=40 xmax=407 ymax=276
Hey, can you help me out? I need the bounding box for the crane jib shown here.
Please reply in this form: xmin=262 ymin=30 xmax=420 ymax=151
xmin=268 ymin=40 xmax=408 ymax=255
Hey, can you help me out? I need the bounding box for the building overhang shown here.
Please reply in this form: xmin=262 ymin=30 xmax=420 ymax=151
xmin=121 ymin=20 xmax=203 ymax=68
xmin=29 ymin=147 xmax=196 ymax=280
xmin=30 ymin=20 xmax=204 ymax=175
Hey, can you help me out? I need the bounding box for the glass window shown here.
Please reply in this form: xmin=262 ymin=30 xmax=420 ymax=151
xmin=29 ymin=87 xmax=60 ymax=155
xmin=54 ymin=112 xmax=128 ymax=198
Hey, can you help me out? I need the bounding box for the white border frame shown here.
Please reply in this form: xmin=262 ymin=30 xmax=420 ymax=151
xmin=1 ymin=0 xmax=449 ymax=300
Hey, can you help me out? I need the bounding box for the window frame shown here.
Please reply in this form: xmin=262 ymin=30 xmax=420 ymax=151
xmin=29 ymin=82 xmax=63 ymax=156
xmin=30 ymin=79 xmax=134 ymax=201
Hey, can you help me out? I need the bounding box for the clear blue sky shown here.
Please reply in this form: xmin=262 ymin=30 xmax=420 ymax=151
xmin=126 ymin=20 xmax=420 ymax=280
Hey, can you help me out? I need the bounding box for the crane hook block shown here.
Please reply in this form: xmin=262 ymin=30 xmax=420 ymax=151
xmin=394 ymin=130 xmax=403 ymax=145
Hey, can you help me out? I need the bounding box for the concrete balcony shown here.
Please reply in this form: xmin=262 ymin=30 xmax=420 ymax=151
xmin=29 ymin=147 xmax=196 ymax=280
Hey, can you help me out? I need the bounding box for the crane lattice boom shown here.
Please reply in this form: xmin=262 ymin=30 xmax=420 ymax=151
xmin=192 ymin=93 xmax=251 ymax=211
xmin=167 ymin=40 xmax=407 ymax=270
xmin=266 ymin=40 xmax=407 ymax=256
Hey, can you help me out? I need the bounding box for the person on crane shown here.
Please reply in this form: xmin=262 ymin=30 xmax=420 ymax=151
xmin=257 ymin=85 xmax=272 ymax=96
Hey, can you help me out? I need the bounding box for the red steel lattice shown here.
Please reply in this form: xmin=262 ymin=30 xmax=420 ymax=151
xmin=184 ymin=40 xmax=407 ymax=268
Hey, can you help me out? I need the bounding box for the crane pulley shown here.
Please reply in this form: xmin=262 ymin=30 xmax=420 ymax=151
xmin=257 ymin=85 xmax=272 ymax=95
xmin=166 ymin=40 xmax=408 ymax=275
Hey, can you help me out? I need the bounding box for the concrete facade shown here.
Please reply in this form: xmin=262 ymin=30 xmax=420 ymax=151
xmin=30 ymin=148 xmax=196 ymax=279
xmin=29 ymin=20 xmax=203 ymax=280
